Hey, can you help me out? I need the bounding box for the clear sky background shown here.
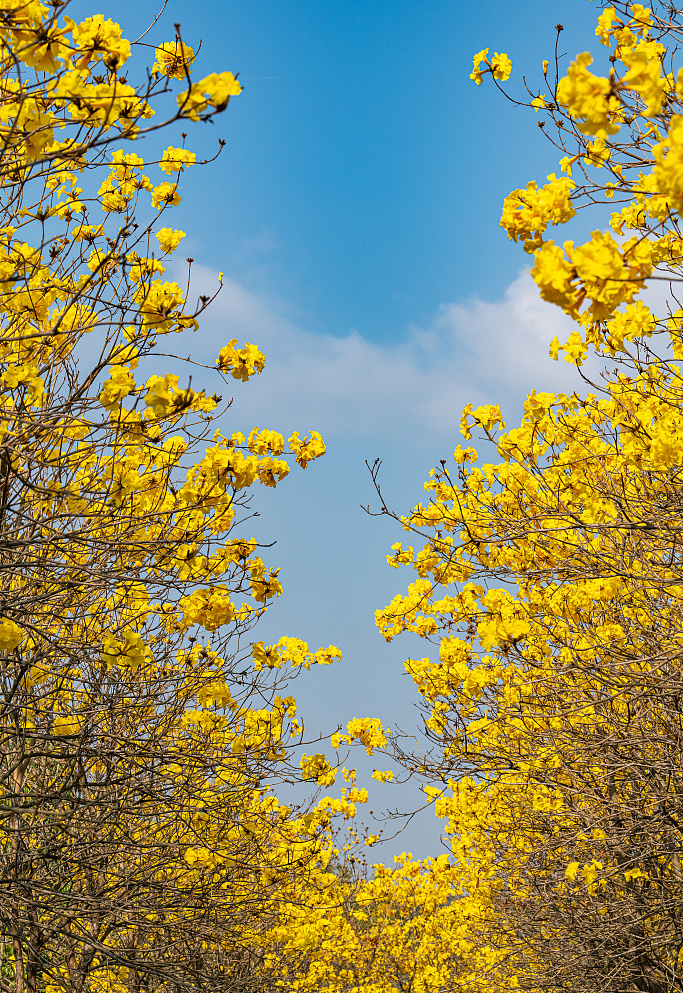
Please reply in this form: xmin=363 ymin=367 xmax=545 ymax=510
xmin=85 ymin=0 xmax=610 ymax=858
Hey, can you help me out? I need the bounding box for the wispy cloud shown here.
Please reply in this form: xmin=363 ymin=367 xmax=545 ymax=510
xmin=187 ymin=265 xmax=586 ymax=441
xmin=173 ymin=266 xmax=595 ymax=856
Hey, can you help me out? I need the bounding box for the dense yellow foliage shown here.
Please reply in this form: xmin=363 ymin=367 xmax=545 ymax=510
xmin=0 ymin=5 xmax=372 ymax=993
xmin=355 ymin=3 xmax=683 ymax=993
xmin=248 ymin=5 xmax=683 ymax=992
xmin=10 ymin=2 xmax=683 ymax=992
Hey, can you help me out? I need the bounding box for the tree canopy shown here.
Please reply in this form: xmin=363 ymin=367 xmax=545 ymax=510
xmin=0 ymin=5 xmax=372 ymax=993
xmin=370 ymin=3 xmax=683 ymax=992
xmin=7 ymin=2 xmax=683 ymax=993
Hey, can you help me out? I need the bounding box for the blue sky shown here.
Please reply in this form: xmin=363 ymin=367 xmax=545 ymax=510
xmin=91 ymin=0 xmax=608 ymax=857
xmin=100 ymin=0 xmax=602 ymax=339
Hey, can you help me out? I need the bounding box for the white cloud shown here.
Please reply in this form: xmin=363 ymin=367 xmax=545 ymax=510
xmin=186 ymin=265 xmax=590 ymax=441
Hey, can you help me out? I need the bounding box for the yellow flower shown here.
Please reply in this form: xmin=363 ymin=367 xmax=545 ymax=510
xmin=152 ymin=40 xmax=195 ymax=79
xmin=345 ymin=717 xmax=390 ymax=755
xmin=556 ymin=52 xmax=620 ymax=139
xmin=300 ymin=752 xmax=336 ymax=786
xmin=151 ymin=182 xmax=181 ymax=210
xmin=68 ymin=14 xmax=131 ymax=71
xmin=596 ymin=7 xmax=618 ymax=46
xmin=156 ymin=228 xmax=186 ymax=253
xmin=0 ymin=618 xmax=23 ymax=652
xmin=144 ymin=373 xmax=180 ymax=417
xmin=288 ymin=430 xmax=326 ymax=468
xmin=99 ymin=365 xmax=136 ymax=411
xmin=159 ymin=146 xmax=196 ymax=175
xmin=217 ymin=339 xmax=266 ymax=381
xmin=470 ymin=48 xmax=489 ymax=85
xmin=501 ymin=173 xmax=575 ymax=252
xmin=178 ymin=72 xmax=242 ymax=120
xmin=372 ymin=769 xmax=395 ymax=782
xmin=621 ymin=38 xmax=667 ymax=116
xmin=136 ymin=280 xmax=186 ymax=332
xmin=53 ymin=713 xmax=83 ymax=736
xmin=490 ymin=52 xmax=512 ymax=81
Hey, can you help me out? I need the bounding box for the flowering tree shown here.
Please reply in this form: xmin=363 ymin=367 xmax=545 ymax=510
xmin=0 ymin=4 xmax=358 ymax=993
xmin=264 ymin=853 xmax=477 ymax=993
xmin=375 ymin=3 xmax=683 ymax=992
